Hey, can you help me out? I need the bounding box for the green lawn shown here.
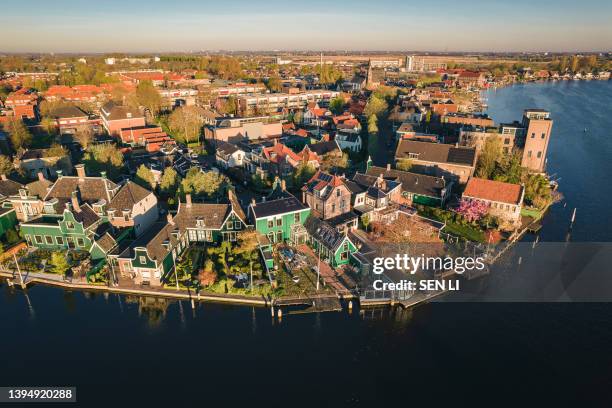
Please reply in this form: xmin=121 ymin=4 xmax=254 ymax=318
xmin=442 ymin=222 xmax=486 ymax=243
xmin=521 ymin=207 xmax=544 ymax=221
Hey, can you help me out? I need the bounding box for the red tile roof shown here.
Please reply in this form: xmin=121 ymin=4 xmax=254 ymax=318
xmin=463 ymin=178 xmax=523 ymax=205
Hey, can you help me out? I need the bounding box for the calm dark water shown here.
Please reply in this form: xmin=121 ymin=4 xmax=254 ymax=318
xmin=2 ymin=82 xmax=612 ymax=407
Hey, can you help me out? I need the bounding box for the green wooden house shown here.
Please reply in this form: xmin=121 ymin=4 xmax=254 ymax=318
xmin=304 ymin=216 xmax=357 ymax=268
xmin=248 ymin=190 xmax=311 ymax=245
xmin=21 ymin=205 xmax=105 ymax=251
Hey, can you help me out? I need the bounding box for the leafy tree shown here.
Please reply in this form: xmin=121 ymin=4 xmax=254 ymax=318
xmin=320 ymin=152 xmax=348 ymax=173
xmin=176 ymin=253 xmax=193 ymax=281
xmin=218 ymin=95 xmax=238 ymax=116
xmin=160 ymin=167 xmax=179 ymax=195
xmin=0 ymin=155 xmax=14 ymax=176
xmin=234 ymin=230 xmax=260 ymax=292
xmin=168 ymin=106 xmax=204 ymax=145
xmin=5 ymin=228 xmax=19 ymax=244
xmin=292 ymin=110 xmax=303 ymax=125
xmin=134 ymin=164 xmax=155 ymax=189
xmin=361 ymin=214 xmax=371 ymax=232
xmin=492 ymin=151 xmax=523 ymax=184
xmin=524 ymin=174 xmax=552 ymax=209
xmin=367 ymin=114 xmax=378 ymax=134
xmin=180 ymin=168 xmax=228 ymax=199
xmin=44 ymin=143 xmax=67 ymax=158
xmin=265 ymin=76 xmax=282 ymax=92
xmin=136 ymin=80 xmax=162 ymax=115
xmin=396 ymin=159 xmax=412 ymax=172
xmin=74 ymin=127 xmax=93 ymax=149
xmin=199 ymin=261 xmax=218 ymax=287
xmin=475 ymin=136 xmax=503 ymax=179
xmin=50 ymin=251 xmax=70 ymax=275
xmin=329 ymin=96 xmax=345 ymax=115
xmin=7 ymin=119 xmax=32 ymax=150
xmin=40 ymin=117 xmax=57 ymax=136
xmin=83 ymin=144 xmax=124 ymax=178
xmin=364 ymin=95 xmax=388 ymax=119
xmin=292 ymin=162 xmax=316 ymax=187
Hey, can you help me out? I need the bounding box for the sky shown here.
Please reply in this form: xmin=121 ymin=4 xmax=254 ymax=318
xmin=1 ymin=0 xmax=611 ymax=53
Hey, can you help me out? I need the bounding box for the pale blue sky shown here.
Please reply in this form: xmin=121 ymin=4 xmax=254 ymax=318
xmin=1 ymin=0 xmax=611 ymax=52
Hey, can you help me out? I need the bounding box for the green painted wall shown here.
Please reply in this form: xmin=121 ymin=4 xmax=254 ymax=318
xmin=0 ymin=209 xmax=17 ymax=236
xmin=21 ymin=212 xmax=94 ymax=251
xmin=413 ymin=194 xmax=441 ymax=207
xmin=254 ymin=208 xmax=311 ymax=243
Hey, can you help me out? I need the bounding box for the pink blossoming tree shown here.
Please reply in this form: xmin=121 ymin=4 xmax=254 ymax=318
xmin=456 ymin=199 xmax=488 ymax=223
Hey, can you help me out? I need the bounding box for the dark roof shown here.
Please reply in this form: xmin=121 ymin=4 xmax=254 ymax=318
xmin=72 ymin=204 xmax=100 ymax=229
xmin=366 ymin=166 xmax=446 ymax=198
xmin=117 ymin=221 xmax=176 ymax=263
xmin=0 ymin=179 xmax=24 ymax=198
xmin=344 ymin=179 xmax=365 ymax=194
xmin=27 ymin=179 xmax=53 ymax=198
xmin=395 ymin=140 xmax=475 ymax=167
xmin=216 ymin=140 xmax=241 ymax=156
xmin=50 ymin=105 xmax=88 ymax=119
xmin=94 ymin=232 xmax=117 ymax=253
xmin=326 ymin=211 xmax=359 ymax=228
xmin=308 ymin=140 xmax=340 ymax=156
xmin=304 ymin=216 xmax=349 ymax=252
xmin=352 ymin=173 xmax=401 ymax=197
xmin=175 ymin=203 xmax=233 ymax=230
xmin=45 ymin=176 xmax=119 ymax=207
xmin=101 ymin=101 xmax=142 ymax=121
xmin=108 ymin=181 xmax=152 ymax=211
xmin=250 ymin=193 xmax=307 ymax=219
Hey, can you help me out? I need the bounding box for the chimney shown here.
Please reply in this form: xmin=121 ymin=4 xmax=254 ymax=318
xmin=75 ymin=164 xmax=86 ymax=179
xmin=167 ymin=212 xmax=174 ymax=225
xmin=71 ymin=191 xmax=81 ymax=212
xmin=100 ymin=171 xmax=107 ymax=179
xmin=37 ymin=171 xmax=45 ymax=182
xmin=186 ymin=194 xmax=192 ymax=208
xmin=251 ymin=198 xmax=256 ymax=207
xmin=386 ymin=163 xmax=391 ymax=171
xmin=0 ymin=174 xmax=6 ymax=181
xmin=281 ymin=179 xmax=286 ymax=191
xmin=56 ymin=170 xmax=63 ymax=178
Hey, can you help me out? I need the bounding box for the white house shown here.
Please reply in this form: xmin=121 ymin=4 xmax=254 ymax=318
xmin=215 ymin=141 xmax=245 ymax=169
xmin=335 ymin=132 xmax=362 ymax=152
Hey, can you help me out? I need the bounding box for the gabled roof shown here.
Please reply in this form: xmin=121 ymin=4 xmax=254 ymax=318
xmin=304 ymin=216 xmax=351 ymax=253
xmin=395 ymin=140 xmax=475 ymax=167
xmin=216 ymin=140 xmax=242 ymax=156
xmin=366 ymin=166 xmax=446 ymax=198
xmin=262 ymin=142 xmax=301 ymax=163
xmin=49 ymin=105 xmax=88 ymax=119
xmin=70 ymin=204 xmax=100 ymax=229
xmin=108 ymin=181 xmax=153 ymax=212
xmin=250 ymin=192 xmax=307 ymax=219
xmin=26 ymin=179 xmax=53 ymax=198
xmin=0 ymin=178 xmax=24 ymax=198
xmin=308 ymin=140 xmax=340 ymax=156
xmin=101 ymin=101 xmax=143 ymax=121
xmin=302 ymin=171 xmax=348 ymax=199
xmin=463 ymin=177 xmax=523 ymax=205
xmin=44 ymin=176 xmax=119 ymax=207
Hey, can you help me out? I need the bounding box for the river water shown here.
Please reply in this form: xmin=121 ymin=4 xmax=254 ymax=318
xmin=1 ymin=81 xmax=612 ymax=407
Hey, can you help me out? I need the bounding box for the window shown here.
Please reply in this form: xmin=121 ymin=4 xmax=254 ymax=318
xmin=332 ymin=204 xmax=336 ymax=213
xmin=45 ymin=235 xmax=53 ymax=244
xmin=197 ymin=230 xmax=206 ymax=242
xmin=527 ymin=151 xmax=532 ymax=158
xmin=235 ymin=221 xmax=242 ymax=230
xmin=336 ymin=189 xmax=340 ymax=197
xmin=226 ymin=221 xmax=233 ymax=230
xmin=267 ymin=219 xmax=274 ymax=229
xmin=504 ymin=138 xmax=510 ymax=145
xmin=189 ymin=230 xmax=197 ymax=241
xmin=77 ymin=238 xmax=85 ymax=247
xmin=35 ymin=235 xmax=43 ymax=244
xmin=276 ymin=231 xmax=283 ymax=243
xmin=66 ymin=221 xmax=74 ymax=229
xmin=276 ymin=217 xmax=282 ymax=227
xmin=205 ymin=230 xmax=213 ymax=242
xmin=537 ymin=151 xmax=542 ymax=158
xmin=139 ymin=256 xmax=146 ymax=264
xmin=541 ymin=133 xmax=546 ymax=139
xmin=268 ymin=232 xmax=275 ymax=243
xmin=531 ymin=133 xmax=535 ymax=138
xmin=294 ymin=213 xmax=300 ymax=223
xmin=55 ymin=236 xmax=64 ymax=245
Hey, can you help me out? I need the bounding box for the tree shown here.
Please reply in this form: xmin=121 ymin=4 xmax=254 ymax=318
xmin=361 ymin=214 xmax=371 ymax=232
xmin=292 ymin=162 xmax=316 ymax=187
xmin=136 ymin=80 xmax=162 ymax=115
xmin=235 ymin=230 xmax=260 ymax=293
xmin=456 ymin=199 xmax=488 ymax=223
xmin=50 ymin=251 xmax=70 ymax=275
xmin=396 ymin=159 xmax=412 ymax=172
xmin=492 ymin=151 xmax=523 ymax=184
xmin=364 ymin=95 xmax=387 ymax=119
xmin=367 ymin=114 xmax=378 ymax=134
xmin=175 ymin=254 xmax=193 ymax=281
xmin=180 ymin=168 xmax=228 ymax=199
xmin=320 ymin=152 xmax=348 ymax=173
xmin=199 ymin=261 xmax=217 ymax=287
xmin=168 ymin=106 xmax=204 ymax=145
xmin=0 ymin=155 xmax=14 ymax=176
xmin=74 ymin=127 xmax=93 ymax=149
xmin=475 ymin=136 xmax=503 ymax=179
xmin=292 ymin=110 xmax=303 ymax=125
xmin=329 ymin=96 xmax=345 ymax=115
xmin=265 ymin=76 xmax=282 ymax=92
xmin=40 ymin=117 xmax=57 ymax=136
xmin=7 ymin=119 xmax=32 ymax=150
xmin=524 ymin=174 xmax=552 ymax=209
xmin=83 ymin=144 xmax=124 ymax=177
xmin=570 ymin=55 xmax=580 ymax=73
xmin=160 ymin=167 xmax=179 ymax=195
xmin=135 ymin=164 xmax=155 ymax=189
xmin=44 ymin=143 xmax=67 ymax=158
